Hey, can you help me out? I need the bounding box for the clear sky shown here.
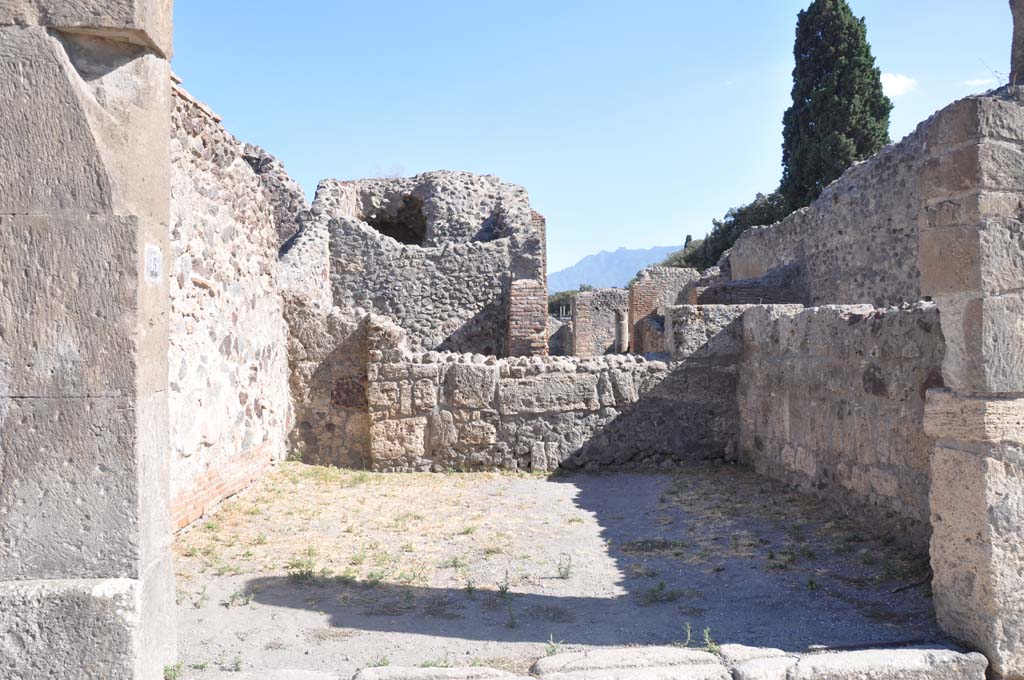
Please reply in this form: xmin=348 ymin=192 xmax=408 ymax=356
xmin=172 ymin=1 xmax=1011 ymax=272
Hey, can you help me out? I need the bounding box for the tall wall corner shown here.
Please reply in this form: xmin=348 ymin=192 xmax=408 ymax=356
xmin=919 ymin=78 xmax=1024 ymax=676
xmin=0 ymin=1 xmax=176 ymax=677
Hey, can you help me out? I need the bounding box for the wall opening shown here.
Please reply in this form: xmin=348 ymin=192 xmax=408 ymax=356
xmin=363 ymin=195 xmax=427 ymax=245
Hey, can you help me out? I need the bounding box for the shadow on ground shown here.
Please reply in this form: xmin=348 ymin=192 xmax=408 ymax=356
xmin=194 ymin=467 xmax=945 ymax=665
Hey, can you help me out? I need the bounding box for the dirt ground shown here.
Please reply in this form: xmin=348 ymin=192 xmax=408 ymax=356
xmin=173 ymin=462 xmax=947 ymax=677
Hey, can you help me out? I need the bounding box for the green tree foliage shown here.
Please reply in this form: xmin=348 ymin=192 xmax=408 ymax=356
xmin=668 ymin=191 xmax=789 ymax=271
xmin=780 ymin=0 xmax=892 ymax=210
xmin=547 ymin=284 xmax=594 ymax=316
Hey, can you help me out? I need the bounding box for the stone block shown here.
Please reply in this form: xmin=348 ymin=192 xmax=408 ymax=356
xmin=426 ymin=410 xmax=457 ymax=450
xmin=540 ymin=669 xmax=728 ymax=680
xmin=788 ymin=648 xmax=988 ymax=679
xmin=412 ymin=379 xmax=438 ymax=411
xmin=0 ymin=27 xmax=171 ymax=220
xmin=0 ymin=215 xmax=137 ymax=398
xmin=924 ymin=389 xmax=1024 ymax=444
xmin=445 ymin=363 xmax=498 ymax=409
xmin=0 ymin=0 xmax=173 ymax=56
xmin=499 ymin=373 xmax=600 ymax=415
xmin=664 ymin=304 xmax=749 ymax=360
xmin=935 ymin=291 xmax=1024 ymax=394
xmin=930 ymin=447 xmax=1024 ymax=678
xmin=918 ymin=221 xmax=1024 ymax=296
xmin=371 ymin=417 xmax=426 ymax=464
xmin=0 ymin=397 xmax=140 ymax=580
xmin=459 ymin=421 xmax=497 ymax=445
xmin=731 ymin=657 xmax=797 ymax=680
xmin=354 ymin=669 xmax=523 ymax=680
xmin=0 ymin=577 xmax=147 ymax=679
xmin=532 ymin=647 xmax=718 ymax=676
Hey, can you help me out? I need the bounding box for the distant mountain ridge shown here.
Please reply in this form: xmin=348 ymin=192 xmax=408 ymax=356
xmin=547 ymin=245 xmax=683 ymax=293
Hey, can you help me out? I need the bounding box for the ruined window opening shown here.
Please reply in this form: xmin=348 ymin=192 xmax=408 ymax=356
xmin=363 ymin=195 xmax=427 ymax=245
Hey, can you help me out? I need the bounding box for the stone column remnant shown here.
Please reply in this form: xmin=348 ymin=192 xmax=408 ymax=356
xmin=918 ymin=82 xmax=1024 ymax=676
xmin=0 ymin=1 xmax=176 ymax=678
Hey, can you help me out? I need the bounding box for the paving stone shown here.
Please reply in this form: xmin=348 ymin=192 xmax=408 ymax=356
xmin=352 ymin=668 xmax=526 ymax=680
xmin=730 ymin=656 xmax=799 ymax=680
xmin=532 ymin=647 xmax=719 ymax=675
xmin=789 ymin=648 xmax=988 ymax=679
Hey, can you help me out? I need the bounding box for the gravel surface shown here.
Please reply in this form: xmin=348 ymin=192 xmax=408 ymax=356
xmin=174 ymin=462 xmax=946 ymax=677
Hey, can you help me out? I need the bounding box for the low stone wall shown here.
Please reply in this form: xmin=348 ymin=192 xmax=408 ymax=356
xmin=362 ymin=302 xmax=751 ymax=472
xmin=168 ymin=84 xmax=292 ymax=529
xmin=364 ymin=315 xmax=669 ymax=472
xmin=547 ymin=316 xmax=572 ymax=356
xmin=737 ymin=303 xmax=945 ymax=548
xmin=571 ymin=288 xmax=628 ymax=356
xmin=725 ymin=104 xmax=944 ymax=307
xmin=629 ymin=266 xmax=701 ymax=353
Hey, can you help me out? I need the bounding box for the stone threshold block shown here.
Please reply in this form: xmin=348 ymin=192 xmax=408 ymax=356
xmin=0 ymin=577 xmax=146 ymax=679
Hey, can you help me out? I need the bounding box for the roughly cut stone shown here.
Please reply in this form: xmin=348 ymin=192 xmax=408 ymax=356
xmin=353 ymin=668 xmax=525 ymax=680
xmin=0 ymin=0 xmax=174 ymax=56
xmin=789 ymin=648 xmax=988 ymax=679
xmin=0 ymin=578 xmax=143 ymax=678
xmin=731 ymin=656 xmax=799 ymax=680
xmin=532 ymin=647 xmax=718 ymax=675
xmin=717 ymin=644 xmax=790 ymax=665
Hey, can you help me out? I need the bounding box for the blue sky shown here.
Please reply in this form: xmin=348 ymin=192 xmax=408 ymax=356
xmin=172 ymin=1 xmax=1011 ymax=272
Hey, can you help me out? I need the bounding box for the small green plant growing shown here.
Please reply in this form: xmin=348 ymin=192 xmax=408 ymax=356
xmin=254 ymin=533 xmax=268 ymax=546
xmin=498 ymin=570 xmax=512 ymax=598
xmin=464 ymin=575 xmax=477 ymax=598
xmin=459 ymin=525 xmax=477 ymax=535
xmin=703 ymin=627 xmax=721 ymax=655
xmin=421 ymin=656 xmax=452 ymax=668
xmin=192 ymin=585 xmax=209 ymax=609
xmin=286 ymin=546 xmax=318 ymax=582
xmin=639 ymin=581 xmax=683 ymax=605
xmin=231 ymin=656 xmax=243 ymax=672
xmin=163 ymin=663 xmax=183 ymax=680
xmin=224 ymin=588 xmax=252 ymax=608
xmin=369 ymin=655 xmax=391 ymax=667
xmin=673 ymin=622 xmax=693 ymax=647
xmin=439 ymin=555 xmax=468 ymax=570
xmin=545 ymin=634 xmax=564 ymax=656
xmin=807 ymin=578 xmax=818 ymax=591
xmin=556 ymin=553 xmax=574 ymax=580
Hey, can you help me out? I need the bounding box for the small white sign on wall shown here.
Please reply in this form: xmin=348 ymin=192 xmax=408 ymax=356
xmin=145 ymin=244 xmax=162 ymax=282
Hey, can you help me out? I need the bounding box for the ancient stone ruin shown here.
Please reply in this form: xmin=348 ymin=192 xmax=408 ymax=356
xmin=3 ymin=1 xmax=1024 ymax=678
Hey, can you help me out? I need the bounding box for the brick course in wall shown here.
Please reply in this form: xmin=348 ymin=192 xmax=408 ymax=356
xmin=507 ymin=279 xmax=548 ymax=357
xmin=628 ymin=267 xmax=701 ymax=354
xmin=169 ymin=441 xmax=276 ymax=531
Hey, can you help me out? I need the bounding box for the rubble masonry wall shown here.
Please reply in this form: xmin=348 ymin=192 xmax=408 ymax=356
xmin=168 ymin=84 xmax=292 ymax=529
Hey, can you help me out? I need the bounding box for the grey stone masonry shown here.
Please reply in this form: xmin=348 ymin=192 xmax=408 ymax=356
xmin=738 ymin=303 xmax=945 ymax=551
xmin=0 ymin=1 xmax=177 ymax=676
xmin=570 ymin=288 xmax=628 ymax=356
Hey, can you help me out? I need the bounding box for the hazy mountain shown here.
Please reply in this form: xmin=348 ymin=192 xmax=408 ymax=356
xmin=547 ymin=245 xmax=683 ymax=293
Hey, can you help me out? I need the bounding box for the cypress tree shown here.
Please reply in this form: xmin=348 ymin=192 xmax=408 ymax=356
xmin=780 ymin=0 xmax=893 ymax=210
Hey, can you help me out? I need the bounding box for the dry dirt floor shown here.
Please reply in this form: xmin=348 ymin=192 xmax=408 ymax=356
xmin=174 ymin=462 xmax=948 ymax=677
